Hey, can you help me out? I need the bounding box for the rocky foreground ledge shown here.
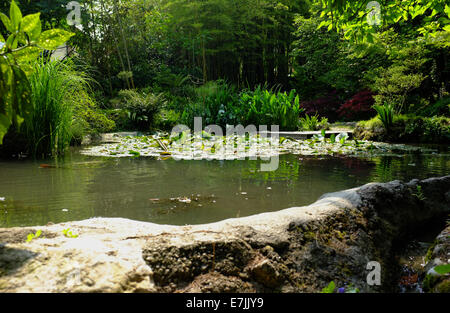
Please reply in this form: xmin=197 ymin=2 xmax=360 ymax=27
xmin=1 ymin=176 xmax=449 ymax=293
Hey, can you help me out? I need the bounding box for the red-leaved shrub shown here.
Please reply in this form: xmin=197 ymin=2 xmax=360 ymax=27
xmin=300 ymin=90 xmax=341 ymax=121
xmin=338 ymin=90 xmax=376 ymax=121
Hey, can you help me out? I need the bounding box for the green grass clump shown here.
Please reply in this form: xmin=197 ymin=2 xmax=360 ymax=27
xmin=373 ymin=103 xmax=394 ymax=130
xmin=357 ymin=116 xmax=383 ymax=129
xmin=26 ymin=58 xmax=92 ymax=157
xmin=299 ymin=113 xmax=329 ymax=131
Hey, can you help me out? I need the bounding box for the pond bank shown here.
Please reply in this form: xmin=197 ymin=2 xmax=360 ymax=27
xmin=0 ymin=176 xmax=449 ymax=292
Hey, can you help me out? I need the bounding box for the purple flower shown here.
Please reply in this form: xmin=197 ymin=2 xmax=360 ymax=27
xmin=338 ymin=287 xmax=346 ymax=293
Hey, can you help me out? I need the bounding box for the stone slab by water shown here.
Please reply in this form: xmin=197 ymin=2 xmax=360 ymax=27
xmin=1 ymin=176 xmax=448 ymax=293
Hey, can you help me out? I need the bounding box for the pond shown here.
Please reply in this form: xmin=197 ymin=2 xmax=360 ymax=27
xmin=0 ymin=146 xmax=449 ymax=228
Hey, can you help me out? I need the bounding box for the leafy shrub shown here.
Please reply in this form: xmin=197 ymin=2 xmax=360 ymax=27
xmin=401 ymin=115 xmax=450 ymax=143
xmin=300 ymin=90 xmax=341 ymax=121
xmin=117 ymin=90 xmax=165 ymax=131
xmin=371 ymin=65 xmax=425 ymax=113
xmin=299 ymin=113 xmax=329 ymax=131
xmin=104 ymin=109 xmax=132 ymax=131
xmin=71 ymin=92 xmax=116 ymax=144
xmin=181 ymin=80 xmax=239 ymax=128
xmin=239 ymin=87 xmax=303 ymax=130
xmin=181 ymin=82 xmax=303 ymax=130
xmin=366 ymin=43 xmax=429 ymax=114
xmin=0 ymin=0 xmax=74 ymax=145
xmin=156 ymin=109 xmax=181 ymax=130
xmin=355 ymin=115 xmax=450 ymax=143
xmin=338 ymin=90 xmax=376 ymax=121
xmin=416 ymin=97 xmax=450 ymax=117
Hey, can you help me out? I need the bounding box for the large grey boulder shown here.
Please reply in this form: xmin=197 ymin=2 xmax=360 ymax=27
xmin=0 ymin=176 xmax=449 ymax=293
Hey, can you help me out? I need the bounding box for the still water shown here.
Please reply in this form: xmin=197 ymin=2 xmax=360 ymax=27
xmin=0 ymin=148 xmax=448 ymax=227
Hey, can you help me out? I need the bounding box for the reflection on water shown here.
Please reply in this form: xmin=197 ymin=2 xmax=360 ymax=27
xmin=0 ymin=147 xmax=449 ymax=227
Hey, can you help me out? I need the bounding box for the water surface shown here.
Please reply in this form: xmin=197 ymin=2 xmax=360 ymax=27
xmin=0 ymin=147 xmax=448 ymax=227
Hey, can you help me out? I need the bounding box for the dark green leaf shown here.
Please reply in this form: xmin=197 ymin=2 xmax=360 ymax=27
xmin=434 ymin=264 xmax=450 ymax=275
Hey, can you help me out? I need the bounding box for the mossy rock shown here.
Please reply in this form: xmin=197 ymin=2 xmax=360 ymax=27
xmin=435 ymin=280 xmax=450 ymax=293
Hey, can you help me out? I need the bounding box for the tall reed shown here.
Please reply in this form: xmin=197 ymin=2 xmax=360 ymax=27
xmin=26 ymin=58 xmax=91 ymax=158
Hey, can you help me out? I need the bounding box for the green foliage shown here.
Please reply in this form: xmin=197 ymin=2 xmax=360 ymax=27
xmin=181 ymin=82 xmax=303 ymax=130
xmin=317 ymin=0 xmax=450 ymax=44
xmin=239 ymin=86 xmax=303 ymax=130
xmin=62 ymin=228 xmax=78 ymax=238
xmin=156 ymin=109 xmax=181 ymax=131
xmin=330 ymin=133 xmax=336 ymax=144
xmin=71 ymin=93 xmax=116 ymax=144
xmin=412 ymin=185 xmax=427 ymax=201
xmin=370 ymin=65 xmax=426 ymax=114
xmin=25 ymin=59 xmax=73 ymax=157
xmin=356 ymin=115 xmax=450 ymax=143
xmin=321 ymin=281 xmax=360 ymax=293
xmin=321 ymin=281 xmax=335 ymax=293
xmin=181 ymin=81 xmax=239 ymax=128
xmin=26 ymin=229 xmax=41 ymax=242
xmin=24 ymin=58 xmax=94 ymax=157
xmin=104 ymin=108 xmax=132 ymax=131
xmin=291 ymin=15 xmax=386 ymax=99
xmin=0 ymin=1 xmax=74 ymax=144
xmin=417 ymin=97 xmax=450 ymax=117
xmin=117 ymin=89 xmax=165 ymax=131
xmin=402 ymin=115 xmax=450 ymax=142
xmin=373 ymin=103 xmax=395 ymax=130
xmin=299 ymin=113 xmax=329 ymax=131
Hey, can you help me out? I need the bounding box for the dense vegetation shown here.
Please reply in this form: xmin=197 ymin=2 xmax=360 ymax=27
xmin=0 ymin=0 xmax=449 ymax=158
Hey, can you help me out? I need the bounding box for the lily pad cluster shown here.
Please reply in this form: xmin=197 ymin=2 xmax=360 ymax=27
xmin=80 ymin=132 xmax=437 ymax=160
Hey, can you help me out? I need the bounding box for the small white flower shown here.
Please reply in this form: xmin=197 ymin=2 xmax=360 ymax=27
xmin=0 ymin=197 xmax=5 ymax=201
xmin=0 ymin=42 xmax=4 ymax=50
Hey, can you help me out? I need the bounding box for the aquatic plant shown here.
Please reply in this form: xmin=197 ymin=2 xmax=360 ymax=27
xmin=80 ymin=132 xmax=435 ymax=161
xmin=373 ymin=103 xmax=394 ymax=131
xmin=240 ymin=87 xmax=303 ymax=130
xmin=330 ymin=134 xmax=336 ymax=144
xmin=181 ymin=80 xmax=239 ymax=128
xmin=299 ymin=113 xmax=329 ymax=131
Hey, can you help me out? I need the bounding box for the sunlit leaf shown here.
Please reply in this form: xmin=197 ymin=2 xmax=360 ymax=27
xmin=22 ymin=13 xmax=41 ymax=40
xmin=9 ymin=0 xmax=22 ymax=31
xmin=37 ymin=29 xmax=74 ymax=50
xmin=0 ymin=13 xmax=13 ymax=33
xmin=11 ymin=46 xmax=42 ymax=65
